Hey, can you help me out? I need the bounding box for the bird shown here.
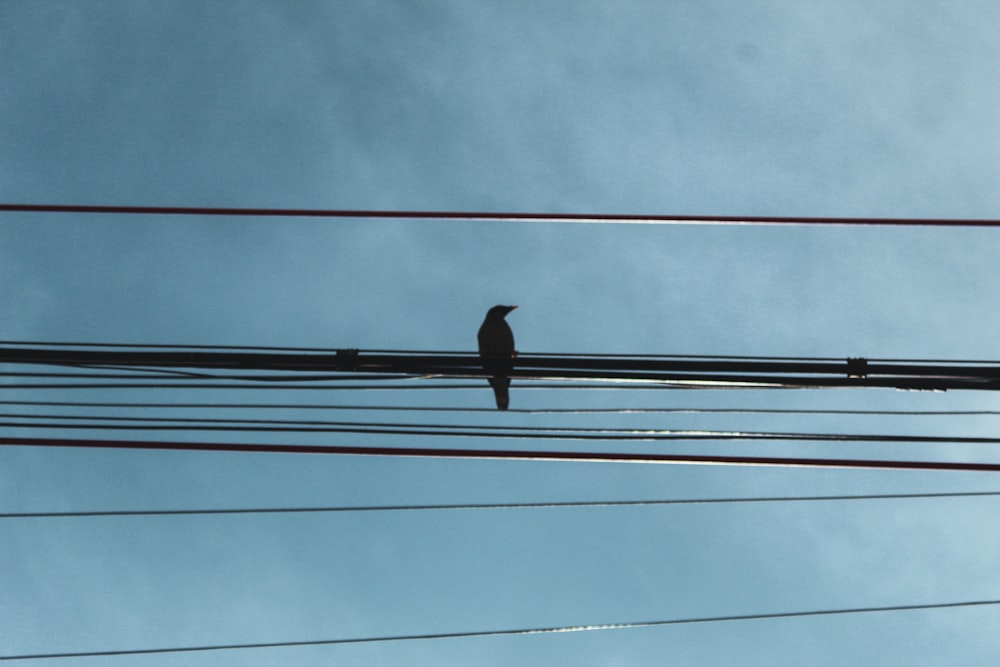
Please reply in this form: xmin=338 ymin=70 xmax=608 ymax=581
xmin=477 ymin=305 xmax=518 ymax=410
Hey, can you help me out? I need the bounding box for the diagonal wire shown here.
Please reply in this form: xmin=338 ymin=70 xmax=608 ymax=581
xmin=2 ymin=598 xmax=998 ymax=660
xmin=4 ymin=490 xmax=1000 ymax=519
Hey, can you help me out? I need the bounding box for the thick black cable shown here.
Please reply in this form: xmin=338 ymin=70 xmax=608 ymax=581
xmin=0 ymin=380 xmax=806 ymax=391
xmin=9 ymin=342 xmax=1000 ymax=366
xmin=2 ymin=399 xmax=997 ymax=417
xmin=4 ymin=490 xmax=999 ymax=519
xmin=2 ymin=598 xmax=997 ymax=660
xmin=6 ymin=345 xmax=1000 ymax=391
xmin=0 ymin=341 xmax=842 ymax=362
xmin=0 ymin=382 xmax=492 ymax=391
xmin=0 ymin=382 xmax=740 ymax=391
xmin=0 ymin=340 xmax=345 ymax=352
xmin=0 ymin=346 xmax=987 ymax=377
xmin=5 ymin=415 xmax=1000 ymax=444
xmin=0 ymin=369 xmax=418 ymax=382
xmin=4 ymin=435 xmax=1000 ymax=472
xmin=3 ymin=202 xmax=1000 ymax=226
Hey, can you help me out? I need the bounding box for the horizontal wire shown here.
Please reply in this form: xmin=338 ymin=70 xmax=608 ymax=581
xmin=5 ymin=435 xmax=1000 ymax=472
xmin=0 ymin=342 xmax=848 ymax=362
xmin=9 ymin=341 xmax=1000 ymax=366
xmin=6 ymin=346 xmax=1000 ymax=392
xmin=3 ymin=598 xmax=998 ymax=660
xmin=4 ymin=490 xmax=1000 ymax=520
xmin=0 ymin=372 xmax=170 ymax=380
xmin=7 ymin=411 xmax=956 ymax=433
xmin=0 ymin=376 xmax=723 ymax=389
xmin=3 ymin=412 xmax=704 ymax=431
xmin=4 ymin=202 xmax=1000 ymax=226
xmin=0 ymin=340 xmax=346 ymax=353
xmin=48 ymin=364 xmax=421 ymax=382
xmin=0 ymin=382 xmax=768 ymax=391
xmin=4 ymin=399 xmax=998 ymax=416
xmin=5 ymin=415 xmax=1000 ymax=444
xmin=0 ymin=369 xmax=421 ymax=382
xmin=9 ymin=346 xmax=999 ymax=378
xmin=0 ymin=382 xmax=490 ymax=391
xmin=368 ymin=349 xmax=847 ymax=362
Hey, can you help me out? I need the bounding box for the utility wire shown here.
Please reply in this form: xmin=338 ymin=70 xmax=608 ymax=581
xmin=3 ymin=598 xmax=998 ymax=660
xmin=5 ymin=435 xmax=1000 ymax=472
xmin=5 ymin=415 xmax=1000 ymax=444
xmin=0 ymin=369 xmax=420 ymax=382
xmin=10 ymin=341 xmax=1000 ymax=366
xmin=0 ymin=382 xmax=491 ymax=391
xmin=0 ymin=340 xmax=347 ymax=352
xmin=0 ymin=382 xmax=745 ymax=391
xmin=5 ymin=399 xmax=998 ymax=416
xmin=6 ymin=345 xmax=1000 ymax=391
xmin=3 ymin=202 xmax=1000 ymax=226
xmin=0 ymin=341 xmax=830 ymax=359
xmin=4 ymin=490 xmax=1000 ymax=520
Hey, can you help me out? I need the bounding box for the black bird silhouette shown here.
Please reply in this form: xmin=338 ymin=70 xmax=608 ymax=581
xmin=477 ymin=305 xmax=518 ymax=410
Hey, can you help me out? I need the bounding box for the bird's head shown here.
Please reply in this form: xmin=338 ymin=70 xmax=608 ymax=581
xmin=487 ymin=304 xmax=518 ymax=319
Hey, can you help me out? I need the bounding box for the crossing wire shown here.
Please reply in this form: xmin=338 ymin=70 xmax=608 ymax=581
xmin=4 ymin=490 xmax=1000 ymax=519
xmin=2 ymin=598 xmax=998 ymax=660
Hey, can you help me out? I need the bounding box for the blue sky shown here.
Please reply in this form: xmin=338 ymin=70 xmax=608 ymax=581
xmin=3 ymin=1 xmax=1000 ymax=664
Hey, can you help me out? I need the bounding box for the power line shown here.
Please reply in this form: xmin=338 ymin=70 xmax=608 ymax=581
xmin=3 ymin=202 xmax=1000 ymax=226
xmin=0 ymin=368 xmax=413 ymax=381
xmin=10 ymin=341 xmax=1000 ymax=366
xmin=4 ymin=490 xmax=999 ymax=520
xmin=0 ymin=339 xmax=347 ymax=352
xmin=3 ymin=598 xmax=997 ymax=660
xmin=5 ymin=399 xmax=1000 ymax=417
xmin=5 ymin=435 xmax=1000 ymax=472
xmin=0 ymin=381 xmax=714 ymax=392
xmin=7 ymin=413 xmax=1000 ymax=444
xmin=6 ymin=344 xmax=1000 ymax=390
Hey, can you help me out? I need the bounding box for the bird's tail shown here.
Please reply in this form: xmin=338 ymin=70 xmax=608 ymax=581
xmin=488 ymin=375 xmax=510 ymax=411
